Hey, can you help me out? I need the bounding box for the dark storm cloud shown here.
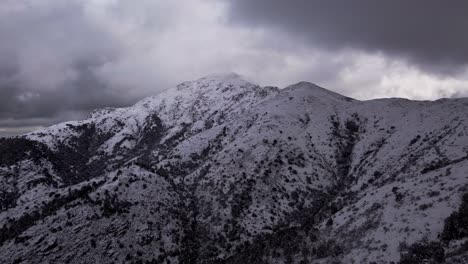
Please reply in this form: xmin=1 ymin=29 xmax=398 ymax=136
xmin=0 ymin=64 xmax=136 ymax=121
xmin=226 ymin=0 xmax=468 ymax=74
xmin=0 ymin=1 xmax=143 ymax=135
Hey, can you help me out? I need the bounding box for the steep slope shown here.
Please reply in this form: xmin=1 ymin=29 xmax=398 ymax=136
xmin=0 ymin=74 xmax=467 ymax=264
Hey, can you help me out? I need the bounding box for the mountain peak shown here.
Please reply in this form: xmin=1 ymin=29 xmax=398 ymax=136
xmin=285 ymin=81 xmax=356 ymax=102
xmin=197 ymin=72 xmax=256 ymax=88
xmin=175 ymin=72 xmax=256 ymax=93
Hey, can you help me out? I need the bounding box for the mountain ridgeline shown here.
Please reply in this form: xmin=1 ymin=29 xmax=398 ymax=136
xmin=1 ymin=73 xmax=468 ymax=263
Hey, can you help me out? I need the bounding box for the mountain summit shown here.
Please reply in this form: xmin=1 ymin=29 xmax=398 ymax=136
xmin=1 ymin=74 xmax=468 ymax=263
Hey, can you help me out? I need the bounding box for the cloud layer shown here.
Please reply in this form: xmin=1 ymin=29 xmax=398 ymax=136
xmin=227 ymin=0 xmax=468 ymax=74
xmin=0 ymin=0 xmax=467 ymax=137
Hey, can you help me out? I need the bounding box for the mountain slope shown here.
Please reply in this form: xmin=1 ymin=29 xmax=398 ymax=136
xmin=1 ymin=74 xmax=468 ymax=264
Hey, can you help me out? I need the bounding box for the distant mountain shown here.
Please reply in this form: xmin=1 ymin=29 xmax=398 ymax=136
xmin=1 ymin=73 xmax=468 ymax=263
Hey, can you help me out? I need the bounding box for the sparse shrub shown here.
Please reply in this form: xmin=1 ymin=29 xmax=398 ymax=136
xmin=421 ymin=158 xmax=451 ymax=174
xmin=409 ymin=135 xmax=421 ymax=145
xmin=373 ymin=171 xmax=383 ymax=178
xmin=345 ymin=119 xmax=359 ymax=133
xmin=418 ymin=203 xmax=431 ymax=211
xmin=441 ymin=193 xmax=468 ymax=242
xmin=399 ymin=240 xmax=444 ymax=264
xmin=392 ymin=187 xmax=404 ymax=203
xmin=90 ymin=239 xmax=97 ymax=248
xmin=314 ymin=240 xmax=343 ymax=258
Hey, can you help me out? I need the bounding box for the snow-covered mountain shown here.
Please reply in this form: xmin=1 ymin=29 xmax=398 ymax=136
xmin=1 ymin=73 xmax=468 ymax=264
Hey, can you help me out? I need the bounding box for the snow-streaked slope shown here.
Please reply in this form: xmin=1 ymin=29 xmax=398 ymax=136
xmin=0 ymin=74 xmax=467 ymax=264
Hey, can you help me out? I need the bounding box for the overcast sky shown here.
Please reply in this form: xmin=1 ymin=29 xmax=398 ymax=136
xmin=1 ymin=0 xmax=468 ymax=137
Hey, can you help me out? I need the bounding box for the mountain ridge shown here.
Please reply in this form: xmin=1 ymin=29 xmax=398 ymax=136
xmin=0 ymin=74 xmax=468 ymax=263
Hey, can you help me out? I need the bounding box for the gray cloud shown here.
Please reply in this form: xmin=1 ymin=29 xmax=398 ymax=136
xmin=0 ymin=60 xmax=140 ymax=127
xmin=1 ymin=0 xmax=467 ymax=137
xmin=226 ymin=0 xmax=468 ymax=75
xmin=0 ymin=1 xmax=154 ymax=135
